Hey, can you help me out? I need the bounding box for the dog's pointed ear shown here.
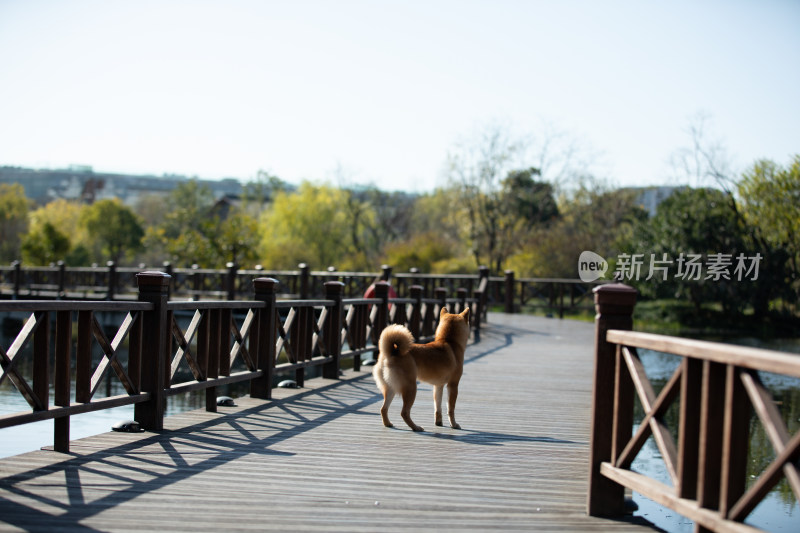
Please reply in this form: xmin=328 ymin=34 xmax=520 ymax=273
xmin=460 ymin=308 xmax=470 ymax=320
xmin=440 ymin=306 xmax=448 ymax=317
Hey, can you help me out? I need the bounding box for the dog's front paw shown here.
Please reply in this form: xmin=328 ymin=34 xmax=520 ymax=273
xmin=412 ymin=425 xmax=425 ymax=432
xmin=450 ymin=422 xmax=462 ymax=430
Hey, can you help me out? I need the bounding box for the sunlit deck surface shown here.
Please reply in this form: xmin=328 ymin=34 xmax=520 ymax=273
xmin=0 ymin=313 xmax=659 ymax=532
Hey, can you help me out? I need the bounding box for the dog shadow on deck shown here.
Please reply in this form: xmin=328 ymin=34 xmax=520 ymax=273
xmin=420 ymin=428 xmax=582 ymax=447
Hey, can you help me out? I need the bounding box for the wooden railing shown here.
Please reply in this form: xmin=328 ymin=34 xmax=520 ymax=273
xmin=0 ymin=261 xmax=597 ymax=319
xmin=0 ymin=261 xmax=490 ymax=301
xmin=0 ymin=272 xmax=481 ymax=453
xmin=587 ymin=283 xmax=800 ymax=533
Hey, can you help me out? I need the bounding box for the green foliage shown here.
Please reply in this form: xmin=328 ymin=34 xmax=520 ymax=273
xmin=383 ymin=232 xmax=456 ymax=273
xmin=21 ymin=222 xmax=70 ymax=265
xmin=242 ymin=170 xmax=292 ymax=212
xmin=511 ymin=185 xmax=646 ymax=278
xmin=146 ymin=180 xmax=260 ymax=267
xmin=80 ymin=198 xmax=144 ymax=264
xmin=217 ymin=210 xmax=261 ymax=267
xmin=22 ymin=199 xmax=89 ymax=266
xmin=502 ymin=168 xmax=559 ymax=229
xmin=0 ymin=183 xmax=31 ymax=262
xmin=626 ymin=188 xmax=749 ymax=314
xmin=737 ymin=155 xmax=800 ymax=311
xmin=259 ymin=183 xmax=356 ymax=270
xmin=624 ymin=180 xmax=796 ymax=323
xmin=448 ymin=131 xmax=562 ymax=274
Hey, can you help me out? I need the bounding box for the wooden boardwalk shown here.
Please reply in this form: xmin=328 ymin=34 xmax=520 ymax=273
xmin=0 ymin=313 xmax=659 ymax=532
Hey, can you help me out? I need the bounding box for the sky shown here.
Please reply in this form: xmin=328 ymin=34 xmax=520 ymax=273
xmin=1 ymin=0 xmax=798 ymax=192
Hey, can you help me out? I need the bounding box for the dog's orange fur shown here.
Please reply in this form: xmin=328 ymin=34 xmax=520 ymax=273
xmin=372 ymin=307 xmax=470 ymax=431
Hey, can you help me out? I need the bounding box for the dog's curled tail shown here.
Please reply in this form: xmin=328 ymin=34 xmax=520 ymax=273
xmin=379 ymin=324 xmax=415 ymax=357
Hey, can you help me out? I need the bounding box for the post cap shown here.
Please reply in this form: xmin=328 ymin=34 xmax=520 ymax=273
xmin=136 ymin=271 xmax=172 ymax=290
xmin=324 ymin=280 xmax=345 ymax=294
xmin=253 ymin=277 xmax=280 ymax=293
xmin=593 ymin=283 xmax=637 ymax=315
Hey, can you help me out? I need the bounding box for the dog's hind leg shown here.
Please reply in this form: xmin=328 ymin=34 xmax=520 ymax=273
xmin=379 ymin=390 xmax=395 ymax=428
xmin=447 ymin=382 xmax=461 ymax=429
xmin=433 ymin=385 xmax=444 ymax=426
xmin=400 ymin=386 xmax=424 ymax=432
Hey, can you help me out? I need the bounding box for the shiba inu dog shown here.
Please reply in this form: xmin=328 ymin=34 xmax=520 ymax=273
xmin=372 ymin=307 xmax=470 ymax=432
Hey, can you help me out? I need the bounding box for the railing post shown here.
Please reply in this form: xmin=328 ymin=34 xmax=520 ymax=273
xmin=12 ymin=260 xmax=21 ymax=299
xmin=475 ymin=266 xmax=489 ymax=328
xmin=251 ymin=277 xmax=278 ymax=399
xmin=372 ymin=281 xmax=390 ymax=344
xmin=57 ymin=260 xmax=66 ymax=299
xmin=134 ymin=271 xmax=171 ymax=431
xmin=435 ymin=287 xmax=447 ymax=317
xmin=323 ymin=281 xmax=344 ymax=380
xmin=409 ymin=285 xmax=423 ymax=340
xmin=504 ymin=270 xmax=515 ymax=313
xmin=299 ymin=263 xmax=310 ymax=299
xmin=192 ymin=263 xmax=201 ymax=295
xmin=106 ymin=261 xmax=116 ymax=300
xmin=226 ymin=261 xmax=238 ymax=300
xmin=53 ymin=310 xmax=72 ymax=452
xmin=381 ymin=264 xmax=392 ymax=281
xmin=457 ymin=287 xmax=467 ymax=314
xmin=162 ymin=261 xmax=173 ymax=300
xmin=587 ymin=282 xmax=637 ymax=517
xmin=409 ymin=267 xmax=420 ymax=288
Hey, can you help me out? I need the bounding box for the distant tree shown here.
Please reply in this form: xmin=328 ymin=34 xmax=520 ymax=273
xmin=242 ymin=170 xmax=292 ymax=213
xmin=23 ymin=199 xmax=90 ymax=266
xmin=80 ymin=198 xmax=144 ymax=265
xmin=21 ymin=222 xmax=70 ymax=265
xmin=258 ymin=183 xmax=355 ymax=270
xmin=383 ymin=232 xmax=459 ymax=273
xmin=343 ymin=187 xmax=420 ymax=268
xmin=737 ymin=155 xmax=800 ymax=312
xmin=510 ymin=183 xmax=644 ymax=278
xmin=448 ymin=127 xmax=526 ymax=273
xmin=448 ymin=127 xmax=564 ymax=274
xmin=154 ymin=180 xmax=216 ymax=265
xmin=0 ymin=183 xmax=30 ymax=262
xmin=627 ymin=187 xmax=752 ymax=315
xmin=134 ymin=193 xmax=168 ymax=229
xmin=145 ymin=180 xmax=256 ymax=268
xmin=214 ymin=209 xmax=261 ymax=267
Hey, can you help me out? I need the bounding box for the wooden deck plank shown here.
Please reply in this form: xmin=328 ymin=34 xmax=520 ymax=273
xmin=0 ymin=313 xmax=657 ymax=532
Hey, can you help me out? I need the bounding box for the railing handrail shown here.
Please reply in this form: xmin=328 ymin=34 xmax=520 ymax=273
xmin=607 ymin=329 xmax=800 ymax=378
xmin=0 ymin=301 xmax=152 ymax=312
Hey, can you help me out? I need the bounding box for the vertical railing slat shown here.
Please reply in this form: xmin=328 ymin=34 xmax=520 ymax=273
xmin=323 ymin=282 xmax=344 ymax=380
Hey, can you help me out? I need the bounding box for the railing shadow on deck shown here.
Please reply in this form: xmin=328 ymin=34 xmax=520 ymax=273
xmin=0 ymin=374 xmax=380 ymax=531
xmin=587 ymin=283 xmax=800 ymax=533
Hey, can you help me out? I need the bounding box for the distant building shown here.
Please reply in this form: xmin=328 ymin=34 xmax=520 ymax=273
xmin=0 ymin=166 xmax=244 ymax=206
xmin=626 ymin=186 xmax=686 ymax=216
